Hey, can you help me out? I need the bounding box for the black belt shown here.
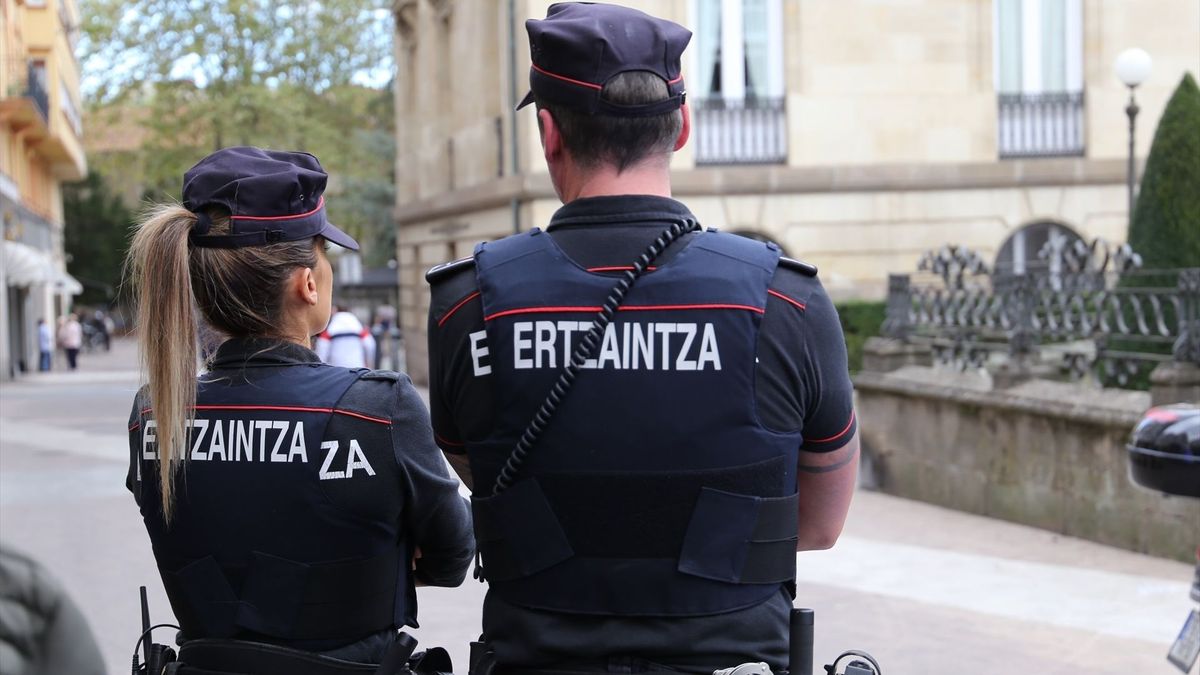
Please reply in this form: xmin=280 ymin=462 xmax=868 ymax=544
xmin=176 ymin=637 xmax=416 ymax=675
xmin=487 ymin=658 xmax=787 ymax=667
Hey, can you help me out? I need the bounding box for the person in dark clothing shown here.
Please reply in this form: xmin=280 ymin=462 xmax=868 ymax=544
xmin=125 ymin=146 xmax=474 ymax=672
xmin=0 ymin=543 xmax=106 ymax=675
xmin=425 ymin=4 xmax=859 ymax=674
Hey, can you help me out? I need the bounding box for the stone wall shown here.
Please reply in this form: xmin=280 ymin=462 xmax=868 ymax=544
xmin=853 ymin=360 xmax=1200 ymax=562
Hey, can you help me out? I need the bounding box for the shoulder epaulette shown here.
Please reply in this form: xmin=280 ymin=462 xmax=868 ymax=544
xmin=779 ymin=256 xmax=818 ymax=277
xmin=425 ymin=256 xmax=475 ymax=284
xmin=360 ymin=370 xmax=402 ymax=383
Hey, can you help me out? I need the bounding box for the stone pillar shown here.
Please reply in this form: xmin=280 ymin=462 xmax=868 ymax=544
xmin=1149 ymin=361 xmax=1200 ymax=406
xmin=861 ymin=336 xmax=931 ymax=373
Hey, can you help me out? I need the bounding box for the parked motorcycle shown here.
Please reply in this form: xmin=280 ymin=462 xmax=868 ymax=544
xmin=1126 ymin=404 xmax=1200 ymax=672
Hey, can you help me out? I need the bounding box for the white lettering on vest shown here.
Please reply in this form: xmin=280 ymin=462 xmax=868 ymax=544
xmin=479 ymin=321 xmax=723 ymax=372
xmin=319 ymin=441 xmax=344 ymax=480
xmin=596 ymin=323 xmax=621 ymax=369
xmin=287 ymin=421 xmax=308 ymax=463
xmin=139 ymin=420 xmax=158 ymax=480
xmin=513 ymin=322 xmax=534 ymax=369
xmin=208 ymin=420 xmax=227 ymax=461
xmin=345 ymin=439 xmax=376 ymax=478
xmin=234 ymin=420 xmax=254 ymax=461
xmin=144 ymin=419 xmax=319 ymax=465
xmin=675 ymin=323 xmax=697 ymax=371
xmin=190 ymin=419 xmax=210 ymax=460
xmin=319 ymin=439 xmax=377 ymax=480
xmin=535 ymin=320 xmax=557 ymax=368
xmin=698 ymin=323 xmax=722 ymax=370
xmin=470 ymin=330 xmax=491 ymax=376
xmin=269 ymin=421 xmax=289 ymax=462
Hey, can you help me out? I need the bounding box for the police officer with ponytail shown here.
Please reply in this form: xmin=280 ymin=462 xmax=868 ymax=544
xmin=126 ymin=147 xmax=474 ymax=672
xmin=427 ymin=4 xmax=860 ymax=674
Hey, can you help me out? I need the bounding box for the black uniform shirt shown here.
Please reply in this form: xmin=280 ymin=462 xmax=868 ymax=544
xmin=427 ymin=195 xmax=857 ymax=670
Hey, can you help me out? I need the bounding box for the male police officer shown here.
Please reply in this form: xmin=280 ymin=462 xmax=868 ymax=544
xmin=427 ymin=3 xmax=859 ymax=673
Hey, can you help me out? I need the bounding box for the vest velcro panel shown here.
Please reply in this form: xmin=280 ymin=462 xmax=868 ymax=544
xmin=163 ymin=549 xmax=400 ymax=641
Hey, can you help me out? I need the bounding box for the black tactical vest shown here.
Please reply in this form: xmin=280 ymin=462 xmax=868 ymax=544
xmin=469 ymin=226 xmax=804 ymax=616
xmin=131 ymin=362 xmax=409 ymax=645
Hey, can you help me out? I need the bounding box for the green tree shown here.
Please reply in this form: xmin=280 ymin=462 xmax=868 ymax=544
xmin=1127 ymin=72 xmax=1200 ymax=269
xmin=63 ymin=171 xmax=135 ymax=306
xmin=80 ymin=1 xmax=396 ymax=259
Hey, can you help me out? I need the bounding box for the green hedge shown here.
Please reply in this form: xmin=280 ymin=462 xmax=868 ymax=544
xmin=836 ymin=301 xmax=887 ymax=374
xmin=1127 ymin=72 xmax=1200 ymax=271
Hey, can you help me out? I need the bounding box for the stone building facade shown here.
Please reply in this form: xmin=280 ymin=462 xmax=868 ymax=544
xmin=0 ymin=0 xmax=87 ymax=379
xmin=392 ymin=0 xmax=1200 ymax=384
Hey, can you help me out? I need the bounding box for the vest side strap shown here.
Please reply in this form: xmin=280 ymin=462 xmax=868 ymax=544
xmin=678 ymin=489 xmax=800 ymax=585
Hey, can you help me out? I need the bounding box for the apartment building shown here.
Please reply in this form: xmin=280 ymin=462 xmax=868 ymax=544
xmin=392 ymin=0 xmax=1200 ymax=384
xmin=0 ymin=0 xmax=86 ymax=378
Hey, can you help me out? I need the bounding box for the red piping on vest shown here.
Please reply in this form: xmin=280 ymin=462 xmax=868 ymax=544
xmin=484 ymin=303 xmax=766 ymax=322
xmin=139 ymin=404 xmax=391 ymax=426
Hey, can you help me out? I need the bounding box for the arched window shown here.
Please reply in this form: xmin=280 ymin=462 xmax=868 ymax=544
xmin=994 ymin=220 xmax=1083 ymax=276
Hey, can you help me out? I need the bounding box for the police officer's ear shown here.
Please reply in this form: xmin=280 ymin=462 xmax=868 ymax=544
xmin=289 ymin=266 xmax=321 ymax=308
xmin=674 ymin=103 xmax=691 ymax=152
xmin=537 ymin=108 xmax=564 ymax=161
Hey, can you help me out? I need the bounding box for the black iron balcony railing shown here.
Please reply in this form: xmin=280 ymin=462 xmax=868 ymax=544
xmin=693 ymin=96 xmax=788 ymax=165
xmin=4 ymin=60 xmax=50 ymax=123
xmin=997 ymin=91 xmax=1085 ymax=159
xmin=25 ymin=62 xmax=50 ymax=123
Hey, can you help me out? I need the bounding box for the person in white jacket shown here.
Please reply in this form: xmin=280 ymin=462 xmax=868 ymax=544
xmin=315 ymin=307 xmax=376 ymax=368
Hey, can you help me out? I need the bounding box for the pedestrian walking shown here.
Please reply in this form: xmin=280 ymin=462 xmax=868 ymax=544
xmin=315 ymin=306 xmax=377 ymax=368
xmin=124 ymin=146 xmax=473 ymax=672
xmin=91 ymin=310 xmax=112 ymax=351
xmin=36 ymin=319 xmax=52 ymax=371
xmin=59 ymin=313 xmax=82 ymax=370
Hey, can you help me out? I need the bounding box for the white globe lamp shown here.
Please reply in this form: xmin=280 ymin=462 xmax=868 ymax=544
xmin=1115 ymin=48 xmax=1152 ymax=230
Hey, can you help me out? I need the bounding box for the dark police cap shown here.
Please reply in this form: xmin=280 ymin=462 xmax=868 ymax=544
xmin=516 ymin=2 xmax=691 ymax=117
xmin=182 ymin=146 xmax=359 ymax=250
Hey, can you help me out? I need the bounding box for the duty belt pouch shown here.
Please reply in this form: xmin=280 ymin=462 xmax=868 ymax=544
xmin=678 ymin=488 xmax=799 ymax=584
xmin=471 ymin=479 xmax=573 ymax=582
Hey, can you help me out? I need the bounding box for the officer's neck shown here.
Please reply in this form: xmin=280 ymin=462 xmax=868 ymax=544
xmin=559 ymin=158 xmax=672 ymax=203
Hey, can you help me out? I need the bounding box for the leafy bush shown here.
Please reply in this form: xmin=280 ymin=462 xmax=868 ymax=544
xmin=836 ymin=301 xmax=887 ymax=374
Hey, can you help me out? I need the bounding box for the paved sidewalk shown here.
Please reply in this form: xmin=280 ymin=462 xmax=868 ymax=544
xmin=0 ymin=338 xmax=1194 ymax=674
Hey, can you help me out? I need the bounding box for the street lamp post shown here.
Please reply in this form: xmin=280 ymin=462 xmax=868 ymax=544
xmin=1114 ymin=48 xmax=1152 ymax=228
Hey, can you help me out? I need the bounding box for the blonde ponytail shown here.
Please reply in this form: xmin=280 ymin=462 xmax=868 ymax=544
xmin=125 ymin=203 xmax=320 ymax=523
xmin=127 ymin=205 xmax=199 ymax=523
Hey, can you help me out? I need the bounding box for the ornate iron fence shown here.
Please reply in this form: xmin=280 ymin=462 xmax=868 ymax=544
xmin=997 ymin=91 xmax=1086 ymax=159
xmin=692 ymin=97 xmax=787 ymax=165
xmin=883 ymin=238 xmax=1200 ymax=387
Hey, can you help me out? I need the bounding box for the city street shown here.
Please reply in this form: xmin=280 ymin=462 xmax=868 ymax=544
xmin=0 ymin=338 xmax=1194 ymax=674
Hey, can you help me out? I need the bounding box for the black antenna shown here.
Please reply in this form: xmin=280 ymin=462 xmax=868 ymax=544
xmin=139 ymin=586 xmax=152 ymax=668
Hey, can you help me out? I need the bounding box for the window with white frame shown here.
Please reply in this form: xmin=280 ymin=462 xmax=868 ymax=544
xmin=993 ymin=0 xmax=1086 ymax=157
xmin=690 ymin=0 xmax=787 ymax=164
